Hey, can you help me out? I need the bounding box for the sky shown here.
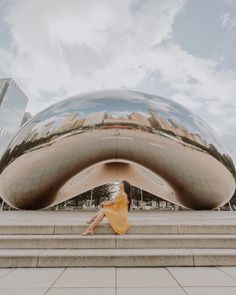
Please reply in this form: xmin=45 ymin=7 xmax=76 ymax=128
xmin=0 ymin=0 xmax=236 ymax=162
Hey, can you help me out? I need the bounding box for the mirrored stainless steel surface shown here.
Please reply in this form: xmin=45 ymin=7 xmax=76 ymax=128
xmin=0 ymin=89 xmax=235 ymax=209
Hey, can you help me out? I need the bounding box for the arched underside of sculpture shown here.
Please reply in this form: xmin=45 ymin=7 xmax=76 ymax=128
xmin=0 ymin=128 xmax=235 ymax=210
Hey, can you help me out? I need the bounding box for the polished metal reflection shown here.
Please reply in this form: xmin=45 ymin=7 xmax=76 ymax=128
xmin=0 ymin=89 xmax=235 ymax=210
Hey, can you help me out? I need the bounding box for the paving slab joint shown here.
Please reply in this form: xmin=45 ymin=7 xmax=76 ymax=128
xmin=36 ymin=250 xmax=44 ymax=268
xmin=187 ymin=249 xmax=195 ymax=266
xmin=47 ymin=267 xmax=66 ymax=293
xmin=216 ymin=266 xmax=236 ymax=280
xmin=176 ymin=225 xmax=180 ymax=234
xmin=166 ymin=267 xmax=188 ymax=294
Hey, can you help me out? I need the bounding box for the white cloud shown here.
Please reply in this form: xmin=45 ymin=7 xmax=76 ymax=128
xmin=223 ymin=0 xmax=235 ymax=4
xmin=150 ymin=42 xmax=236 ymax=116
xmin=0 ymin=0 xmax=236 ymax=163
xmin=220 ymin=13 xmax=236 ymax=33
xmin=0 ymin=0 xmax=185 ymax=112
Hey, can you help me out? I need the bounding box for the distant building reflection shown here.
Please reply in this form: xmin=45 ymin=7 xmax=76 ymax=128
xmin=0 ymin=90 xmax=235 ymax=210
xmin=1 ymin=109 xmax=235 ymax=178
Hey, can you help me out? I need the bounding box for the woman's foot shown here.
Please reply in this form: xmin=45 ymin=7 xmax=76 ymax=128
xmin=86 ymin=216 xmax=96 ymax=224
xmin=81 ymin=226 xmax=94 ymax=236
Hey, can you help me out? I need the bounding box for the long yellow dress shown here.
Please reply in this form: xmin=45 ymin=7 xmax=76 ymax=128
xmin=103 ymin=191 xmax=131 ymax=235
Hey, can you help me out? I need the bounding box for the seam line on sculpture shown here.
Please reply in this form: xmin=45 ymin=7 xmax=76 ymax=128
xmin=116 ymin=133 xmax=117 ymax=160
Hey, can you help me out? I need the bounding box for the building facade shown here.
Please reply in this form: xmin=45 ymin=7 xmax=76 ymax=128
xmin=0 ymin=78 xmax=28 ymax=155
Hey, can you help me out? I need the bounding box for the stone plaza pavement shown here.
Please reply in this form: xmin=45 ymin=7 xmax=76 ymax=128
xmin=1 ymin=266 xmax=236 ymax=294
xmin=0 ymin=210 xmax=236 ymax=293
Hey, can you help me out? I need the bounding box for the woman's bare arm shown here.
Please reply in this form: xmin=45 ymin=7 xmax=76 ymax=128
xmin=100 ymin=200 xmax=115 ymax=207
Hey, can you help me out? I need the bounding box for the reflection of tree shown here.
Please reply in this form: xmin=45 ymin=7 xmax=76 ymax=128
xmin=0 ymin=134 xmax=55 ymax=173
xmin=171 ymin=136 xmax=236 ymax=178
xmin=206 ymin=144 xmax=235 ymax=178
xmin=0 ymin=126 xmax=84 ymax=173
xmin=93 ymin=184 xmax=114 ymax=207
xmin=54 ymin=183 xmax=114 ymax=209
xmin=148 ymin=109 xmax=236 ymax=177
xmin=229 ymin=189 xmax=236 ymax=207
xmin=51 ymin=184 xmax=179 ymax=211
xmin=129 ymin=185 xmax=177 ymax=210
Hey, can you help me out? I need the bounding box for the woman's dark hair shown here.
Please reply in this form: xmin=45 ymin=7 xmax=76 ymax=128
xmin=123 ymin=180 xmax=132 ymax=211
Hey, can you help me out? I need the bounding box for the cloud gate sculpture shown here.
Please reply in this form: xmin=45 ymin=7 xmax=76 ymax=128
xmin=0 ymin=89 xmax=235 ymax=210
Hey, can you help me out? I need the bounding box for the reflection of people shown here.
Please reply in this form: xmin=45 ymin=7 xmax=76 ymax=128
xmin=81 ymin=180 xmax=131 ymax=236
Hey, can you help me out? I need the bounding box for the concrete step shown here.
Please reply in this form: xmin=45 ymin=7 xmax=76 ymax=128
xmin=0 ymin=248 xmax=236 ymax=267
xmin=1 ymin=224 xmax=236 ymax=235
xmin=0 ymin=234 xmax=236 ymax=249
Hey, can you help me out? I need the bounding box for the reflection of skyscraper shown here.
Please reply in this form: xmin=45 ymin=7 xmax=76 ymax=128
xmin=167 ymin=118 xmax=187 ymax=131
xmin=168 ymin=118 xmax=190 ymax=137
xmin=104 ymin=118 xmax=139 ymax=125
xmin=0 ymin=78 xmax=28 ymax=155
xmin=150 ymin=113 xmax=208 ymax=148
xmin=83 ymin=112 xmax=107 ymax=127
xmin=58 ymin=113 xmax=83 ymax=132
xmin=40 ymin=121 xmax=56 ymax=138
xmin=21 ymin=112 xmax=32 ymax=126
xmin=168 ymin=118 xmax=208 ymax=147
xmin=130 ymin=112 xmax=151 ymax=127
xmin=26 ymin=128 xmax=39 ymax=141
xmin=10 ymin=121 xmax=38 ymax=146
xmin=149 ymin=111 xmax=172 ymax=130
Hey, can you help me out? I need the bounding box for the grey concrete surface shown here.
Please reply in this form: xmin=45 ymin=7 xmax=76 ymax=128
xmin=36 ymin=248 xmax=194 ymax=267
xmin=0 ymin=267 xmax=235 ymax=294
xmin=0 ymin=211 xmax=236 ymax=293
xmin=167 ymin=267 xmax=236 ymax=286
xmin=53 ymin=267 xmax=115 ymax=288
xmin=1 ymin=234 xmax=236 ymax=249
xmin=0 ymin=210 xmax=236 ymax=267
xmin=116 ymin=267 xmax=179 ymax=287
xmin=0 ymin=210 xmax=236 ymax=234
xmin=0 ymin=210 xmax=236 ymax=233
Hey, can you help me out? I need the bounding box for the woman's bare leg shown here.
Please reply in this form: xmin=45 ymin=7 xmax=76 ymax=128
xmin=87 ymin=208 xmax=103 ymax=223
xmin=82 ymin=209 xmax=105 ymax=235
xmin=89 ymin=209 xmax=105 ymax=230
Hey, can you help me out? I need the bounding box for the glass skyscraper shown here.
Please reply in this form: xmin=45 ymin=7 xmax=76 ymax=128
xmin=0 ymin=78 xmax=28 ymax=155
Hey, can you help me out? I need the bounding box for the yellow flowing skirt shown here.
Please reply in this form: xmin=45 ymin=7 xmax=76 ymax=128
xmin=103 ymin=192 xmax=131 ymax=235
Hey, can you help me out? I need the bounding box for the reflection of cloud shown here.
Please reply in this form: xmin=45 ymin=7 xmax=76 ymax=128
xmin=111 ymin=111 xmax=131 ymax=118
xmin=12 ymin=90 xmax=226 ymax=154
xmin=149 ymin=98 xmax=179 ymax=114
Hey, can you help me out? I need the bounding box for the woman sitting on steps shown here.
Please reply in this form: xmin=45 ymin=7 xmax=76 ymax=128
xmin=81 ymin=180 xmax=131 ymax=235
